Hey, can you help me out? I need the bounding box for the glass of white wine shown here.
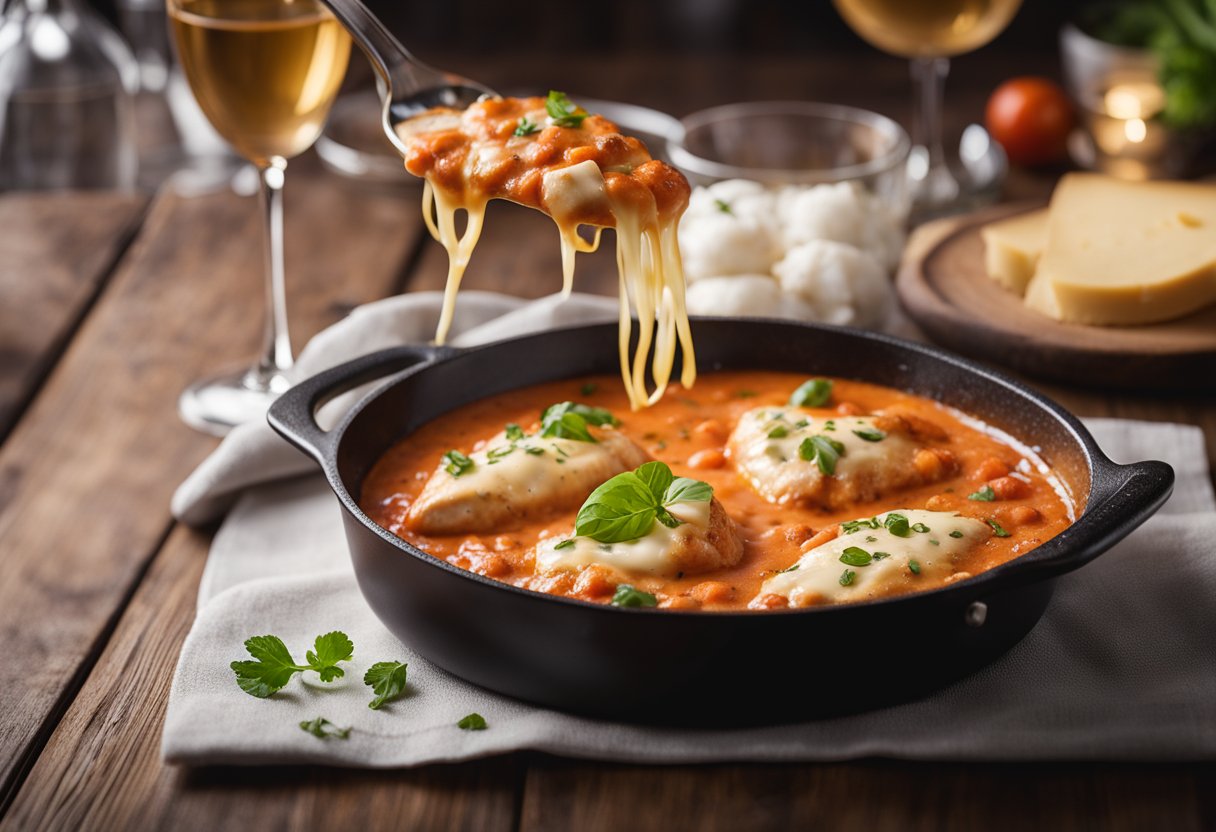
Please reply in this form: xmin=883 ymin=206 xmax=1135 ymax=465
xmin=832 ymin=0 xmax=1022 ymax=216
xmin=167 ymin=0 xmax=351 ymax=435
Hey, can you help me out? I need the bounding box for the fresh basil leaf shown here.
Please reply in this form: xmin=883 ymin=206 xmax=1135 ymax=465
xmin=884 ymin=513 xmax=911 ymax=537
xmin=839 ymin=546 xmax=872 ymax=567
xmin=789 ymin=378 xmax=833 ymax=408
xmin=546 ymin=90 xmax=588 ymax=128
xmin=664 ymin=477 xmax=713 ymax=505
xmin=574 ymin=472 xmax=657 ymax=543
xmin=853 ymin=427 xmax=885 ymax=442
xmin=635 ymin=460 xmax=675 ymax=501
xmin=654 ymin=507 xmax=682 ymax=529
xmin=442 ymin=449 xmax=474 ymax=477
xmin=364 ymin=660 xmax=408 ymax=710
xmin=968 ymin=484 xmax=996 ymax=501
xmin=801 ymin=434 xmax=844 ymax=475
xmin=540 ymin=401 xmax=618 ymax=442
xmin=611 ymin=584 xmax=658 ymax=607
xmin=908 ymin=559 xmax=922 ymax=575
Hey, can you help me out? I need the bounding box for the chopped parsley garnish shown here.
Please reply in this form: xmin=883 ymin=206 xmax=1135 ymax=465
xmin=987 ymin=518 xmax=1011 ymax=538
xmin=580 ymin=382 xmax=598 ymax=396
xmin=553 ymin=538 xmax=576 ymax=550
xmin=443 ymin=449 xmax=474 ymax=477
xmin=546 ymin=90 xmax=588 ymax=128
xmin=789 ymin=378 xmax=833 ymax=408
xmin=909 ymin=560 xmax=922 ymax=575
xmin=968 ymin=484 xmax=996 ymax=501
xmin=524 ymin=447 xmax=545 ymax=456
xmin=853 ymin=427 xmax=885 ymax=442
xmin=799 ymin=434 xmax=845 ymax=475
xmin=865 ymin=535 xmax=877 ymax=543
xmin=457 ymin=712 xmax=488 ymax=730
xmin=949 ymin=530 xmax=964 ymax=539
xmin=714 ymin=198 xmax=734 ymax=214
xmin=839 ymin=569 xmax=856 ymax=586
xmin=824 ymin=420 xmax=836 ymax=431
xmin=575 ymin=461 xmax=712 ymax=544
xmin=793 ymin=419 xmax=810 ymax=429
xmin=842 ymin=517 xmax=881 ymax=534
xmin=540 ymin=401 xmax=618 ymax=442
xmin=929 ymin=538 xmax=940 ymax=546
xmin=505 ymin=423 xmax=526 ymax=441
xmin=364 ymin=660 xmax=408 ymax=710
xmin=486 ymin=445 xmax=515 ymax=462
xmin=840 ymin=546 xmax=873 ymax=567
xmin=767 ymin=425 xmax=789 ymax=439
xmin=736 ymin=389 xmax=757 ymax=398
xmin=884 ymin=512 xmax=911 ymax=537
xmin=611 ymin=583 xmax=658 ymax=608
xmin=911 ymin=522 xmax=931 ymax=533
xmin=775 ymin=563 xmax=800 ymax=574
xmin=872 ymin=551 xmax=892 ymax=560
xmin=231 ymin=631 xmax=354 ymax=698
xmin=299 ymin=717 xmax=351 ymax=740
xmin=513 ymin=116 xmax=540 ymax=137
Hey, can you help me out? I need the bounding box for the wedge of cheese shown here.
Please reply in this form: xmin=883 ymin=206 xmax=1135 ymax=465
xmin=1026 ymin=174 xmax=1216 ymax=325
xmin=980 ymin=208 xmax=1047 ymax=295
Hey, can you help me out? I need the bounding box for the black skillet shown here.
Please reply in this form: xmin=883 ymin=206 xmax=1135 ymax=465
xmin=267 ymin=319 xmax=1173 ymax=726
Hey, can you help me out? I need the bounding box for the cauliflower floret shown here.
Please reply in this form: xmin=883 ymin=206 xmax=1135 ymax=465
xmin=685 ymin=274 xmax=816 ymax=320
xmin=678 ymin=211 xmax=781 ymax=282
xmin=778 ymin=182 xmax=869 ymax=251
xmin=772 ymin=240 xmax=891 ymax=327
xmin=686 ymin=179 xmax=773 ymax=220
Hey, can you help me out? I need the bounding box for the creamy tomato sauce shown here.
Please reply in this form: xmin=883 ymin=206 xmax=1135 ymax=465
xmin=360 ymin=372 xmax=1076 ymax=612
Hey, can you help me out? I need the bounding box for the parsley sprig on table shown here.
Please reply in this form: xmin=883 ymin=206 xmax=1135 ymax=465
xmin=364 ymin=660 xmax=408 ymax=710
xmin=231 ymin=632 xmax=354 ymax=698
xmin=299 ymin=717 xmax=351 ymax=739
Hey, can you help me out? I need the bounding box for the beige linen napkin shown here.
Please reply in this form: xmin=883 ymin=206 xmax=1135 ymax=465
xmin=163 ymin=292 xmax=1216 ymax=766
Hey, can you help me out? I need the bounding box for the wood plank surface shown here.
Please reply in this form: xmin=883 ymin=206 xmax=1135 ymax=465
xmin=2 ymin=50 xmax=1213 ymax=832
xmin=0 ymin=192 xmax=149 ymax=439
xmin=2 ymin=526 xmax=520 ymax=832
xmin=0 ymin=170 xmax=421 ymax=810
xmin=519 ymin=758 xmax=1214 ymax=832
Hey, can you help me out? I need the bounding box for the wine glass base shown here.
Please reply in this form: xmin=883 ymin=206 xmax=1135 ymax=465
xmin=908 ymin=124 xmax=1008 ymax=224
xmin=178 ymin=367 xmax=291 ymax=437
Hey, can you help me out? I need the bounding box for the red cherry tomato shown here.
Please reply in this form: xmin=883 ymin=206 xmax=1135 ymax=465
xmin=985 ymin=77 xmax=1075 ymax=167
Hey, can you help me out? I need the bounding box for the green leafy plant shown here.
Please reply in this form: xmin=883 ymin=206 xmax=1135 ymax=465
xmin=1092 ymin=0 xmax=1216 ymax=129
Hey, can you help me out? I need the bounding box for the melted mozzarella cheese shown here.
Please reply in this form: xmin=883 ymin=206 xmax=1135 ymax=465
xmin=758 ymin=509 xmax=991 ymax=606
xmin=730 ymin=408 xmax=917 ymax=505
xmin=536 ymin=500 xmax=711 ymax=577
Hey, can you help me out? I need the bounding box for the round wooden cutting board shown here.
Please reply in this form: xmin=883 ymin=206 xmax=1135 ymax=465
xmin=896 ymin=202 xmax=1216 ymax=392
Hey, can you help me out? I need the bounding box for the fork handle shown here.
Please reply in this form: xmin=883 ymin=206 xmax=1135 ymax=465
xmin=318 ymin=0 xmax=429 ymax=93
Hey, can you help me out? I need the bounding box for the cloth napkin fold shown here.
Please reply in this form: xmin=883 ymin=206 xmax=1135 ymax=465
xmin=163 ymin=292 xmax=1216 ymax=767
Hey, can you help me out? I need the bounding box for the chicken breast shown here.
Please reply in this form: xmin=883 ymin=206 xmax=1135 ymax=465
xmin=407 ymin=427 xmax=649 ymax=535
xmin=728 ymin=406 xmax=957 ymax=510
xmin=752 ymin=509 xmax=992 ymax=608
xmin=533 ymin=497 xmax=744 ymax=578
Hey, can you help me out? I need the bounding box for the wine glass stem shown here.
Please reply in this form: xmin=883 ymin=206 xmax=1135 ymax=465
xmin=251 ymin=158 xmax=293 ymax=389
xmin=910 ymin=56 xmax=960 ymax=204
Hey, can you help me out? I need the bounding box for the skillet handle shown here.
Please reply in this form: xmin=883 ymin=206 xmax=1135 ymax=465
xmin=1002 ymin=458 xmax=1174 ymax=583
xmin=267 ymin=345 xmax=450 ymax=467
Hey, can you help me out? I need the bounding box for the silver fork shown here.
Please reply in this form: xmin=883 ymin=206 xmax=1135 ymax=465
xmin=317 ymin=0 xmax=497 ymax=157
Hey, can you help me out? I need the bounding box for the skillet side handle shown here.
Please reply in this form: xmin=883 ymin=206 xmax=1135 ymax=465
xmin=1012 ymin=459 xmax=1175 ymax=583
xmin=267 ymin=345 xmax=448 ymax=467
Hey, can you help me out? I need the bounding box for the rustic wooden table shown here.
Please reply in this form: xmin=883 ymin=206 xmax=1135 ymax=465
xmin=1 ymin=53 xmax=1213 ymax=831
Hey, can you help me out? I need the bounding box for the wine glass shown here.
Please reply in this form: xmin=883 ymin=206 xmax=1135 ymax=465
xmin=832 ymin=0 xmax=1023 ymax=217
xmin=167 ymin=0 xmax=351 ymax=435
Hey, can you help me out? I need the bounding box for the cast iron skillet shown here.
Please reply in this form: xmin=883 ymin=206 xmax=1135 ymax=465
xmin=268 ymin=320 xmax=1173 ymax=726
